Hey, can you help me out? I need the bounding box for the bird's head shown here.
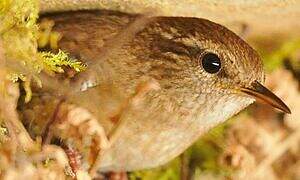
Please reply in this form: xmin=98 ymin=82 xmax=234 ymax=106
xmin=130 ymin=16 xmax=290 ymax=116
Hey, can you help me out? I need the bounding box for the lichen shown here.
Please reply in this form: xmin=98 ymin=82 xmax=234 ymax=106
xmin=38 ymin=19 xmax=62 ymax=50
xmin=1 ymin=0 xmax=41 ymax=72
xmin=0 ymin=0 xmax=86 ymax=102
xmin=41 ymin=50 xmax=86 ymax=73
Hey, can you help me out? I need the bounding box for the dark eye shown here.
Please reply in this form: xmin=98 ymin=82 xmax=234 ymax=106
xmin=201 ymin=53 xmax=221 ymax=74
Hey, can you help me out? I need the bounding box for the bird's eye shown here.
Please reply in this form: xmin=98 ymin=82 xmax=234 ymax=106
xmin=201 ymin=53 xmax=221 ymax=74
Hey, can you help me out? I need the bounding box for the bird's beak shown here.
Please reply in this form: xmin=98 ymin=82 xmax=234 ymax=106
xmin=240 ymin=81 xmax=291 ymax=114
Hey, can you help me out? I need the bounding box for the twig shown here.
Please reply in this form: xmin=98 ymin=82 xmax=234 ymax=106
xmin=42 ymin=98 xmax=66 ymax=145
xmin=180 ymin=152 xmax=189 ymax=180
xmin=253 ymin=128 xmax=300 ymax=178
xmin=62 ymin=143 xmax=82 ymax=178
xmin=0 ymin=40 xmax=34 ymax=151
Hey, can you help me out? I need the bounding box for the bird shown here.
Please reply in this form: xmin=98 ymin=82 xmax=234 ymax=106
xmin=35 ymin=10 xmax=291 ymax=172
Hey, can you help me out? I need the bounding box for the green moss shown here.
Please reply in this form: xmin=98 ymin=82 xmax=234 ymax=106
xmin=41 ymin=50 xmax=86 ymax=73
xmin=0 ymin=125 xmax=8 ymax=136
xmin=0 ymin=0 xmax=38 ymax=34
xmin=1 ymin=0 xmax=86 ymax=101
xmin=130 ymin=159 xmax=180 ymax=180
xmin=261 ymin=39 xmax=300 ymax=72
xmin=1 ymin=0 xmax=41 ymax=73
xmin=186 ymin=119 xmax=235 ymax=176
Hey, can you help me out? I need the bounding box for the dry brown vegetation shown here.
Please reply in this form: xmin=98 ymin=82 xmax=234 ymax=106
xmin=1 ymin=0 xmax=300 ymax=179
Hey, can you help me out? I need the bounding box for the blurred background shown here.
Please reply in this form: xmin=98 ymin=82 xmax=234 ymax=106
xmin=1 ymin=0 xmax=300 ymax=179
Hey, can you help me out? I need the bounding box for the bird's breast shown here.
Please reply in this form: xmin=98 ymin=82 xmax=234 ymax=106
xmin=98 ymin=90 xmax=254 ymax=171
xmin=98 ymin=91 xmax=207 ymax=171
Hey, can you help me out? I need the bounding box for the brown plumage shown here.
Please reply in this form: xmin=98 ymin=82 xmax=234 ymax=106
xmin=33 ymin=10 xmax=289 ymax=171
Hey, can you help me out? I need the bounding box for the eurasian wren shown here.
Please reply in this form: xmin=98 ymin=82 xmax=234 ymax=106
xmin=41 ymin=10 xmax=290 ymax=171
